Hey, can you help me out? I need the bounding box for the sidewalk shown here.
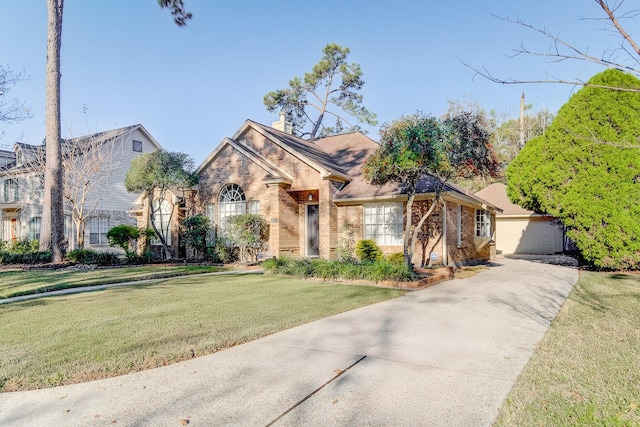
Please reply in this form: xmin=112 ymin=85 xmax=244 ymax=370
xmin=0 ymin=256 xmax=578 ymax=426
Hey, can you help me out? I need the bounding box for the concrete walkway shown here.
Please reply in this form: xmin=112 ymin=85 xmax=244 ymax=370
xmin=0 ymin=256 xmax=578 ymax=426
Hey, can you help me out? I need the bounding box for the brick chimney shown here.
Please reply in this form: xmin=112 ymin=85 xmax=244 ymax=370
xmin=272 ymin=112 xmax=293 ymax=134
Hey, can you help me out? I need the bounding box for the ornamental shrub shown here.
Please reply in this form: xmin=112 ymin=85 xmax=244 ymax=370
xmin=355 ymin=239 xmax=383 ymax=263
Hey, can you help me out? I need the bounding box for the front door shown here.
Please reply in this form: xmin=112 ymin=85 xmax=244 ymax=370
xmin=306 ymin=204 xmax=319 ymax=257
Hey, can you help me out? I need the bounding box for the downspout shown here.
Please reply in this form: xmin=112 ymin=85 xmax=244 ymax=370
xmin=442 ymin=200 xmax=448 ymax=266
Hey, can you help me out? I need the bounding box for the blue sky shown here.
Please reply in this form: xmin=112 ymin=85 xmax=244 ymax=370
xmin=0 ymin=1 xmax=625 ymax=165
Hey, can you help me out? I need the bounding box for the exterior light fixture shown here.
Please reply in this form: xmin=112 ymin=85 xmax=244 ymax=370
xmin=308 ymin=193 xmax=313 ymax=201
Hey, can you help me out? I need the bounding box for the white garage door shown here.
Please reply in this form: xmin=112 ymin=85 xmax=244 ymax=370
xmin=497 ymin=219 xmax=563 ymax=255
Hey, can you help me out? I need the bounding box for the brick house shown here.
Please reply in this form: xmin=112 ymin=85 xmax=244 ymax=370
xmin=133 ymin=117 xmax=500 ymax=266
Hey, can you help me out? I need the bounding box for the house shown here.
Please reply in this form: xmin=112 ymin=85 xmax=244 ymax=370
xmin=475 ymin=183 xmax=563 ymax=255
xmin=132 ymin=116 xmax=500 ymax=266
xmin=0 ymin=124 xmax=162 ymax=250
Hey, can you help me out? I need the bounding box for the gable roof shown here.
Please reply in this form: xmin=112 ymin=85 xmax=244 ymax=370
xmin=475 ymin=183 xmax=533 ymax=216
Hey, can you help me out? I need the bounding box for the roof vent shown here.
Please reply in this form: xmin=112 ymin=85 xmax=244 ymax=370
xmin=272 ymin=112 xmax=293 ymax=135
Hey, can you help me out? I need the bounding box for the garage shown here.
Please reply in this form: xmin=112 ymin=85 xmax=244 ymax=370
xmin=475 ymin=183 xmax=564 ymax=255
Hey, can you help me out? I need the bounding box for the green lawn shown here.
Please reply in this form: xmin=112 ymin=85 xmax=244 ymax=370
xmin=0 ymin=273 xmax=405 ymax=391
xmin=0 ymin=265 xmax=225 ymax=299
xmin=495 ymin=270 xmax=640 ymax=426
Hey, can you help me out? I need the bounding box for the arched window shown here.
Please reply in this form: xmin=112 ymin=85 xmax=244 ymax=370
xmin=219 ymin=184 xmax=246 ymax=235
xmin=151 ymin=198 xmax=172 ymax=245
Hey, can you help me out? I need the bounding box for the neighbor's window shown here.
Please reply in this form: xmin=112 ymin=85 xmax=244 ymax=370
xmin=30 ymin=175 xmax=44 ymax=201
xmin=3 ymin=178 xmax=19 ymax=202
xmin=89 ymin=217 xmax=110 ymax=245
xmin=132 ymin=140 xmax=143 ymax=152
xmin=475 ymin=209 xmax=491 ymax=238
xmin=151 ymin=198 xmax=172 ymax=245
xmin=30 ymin=217 xmax=41 ymax=242
xmin=364 ymin=202 xmax=403 ymax=245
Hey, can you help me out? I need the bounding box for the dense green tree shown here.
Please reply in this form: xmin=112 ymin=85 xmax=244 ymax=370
xmin=507 ymin=68 xmax=640 ymax=269
xmin=264 ymin=43 xmax=377 ymax=139
xmin=363 ymin=113 xmax=499 ymax=265
xmin=106 ymin=225 xmax=140 ymax=259
xmin=125 ymin=150 xmax=197 ymax=259
xmin=180 ymin=214 xmax=211 ymax=259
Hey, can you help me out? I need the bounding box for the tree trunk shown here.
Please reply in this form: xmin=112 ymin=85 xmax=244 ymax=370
xmin=309 ymin=112 xmax=324 ymax=140
xmin=403 ymin=193 xmax=415 ymax=266
xmin=75 ymin=217 xmax=84 ymax=249
xmin=42 ymin=0 xmax=65 ymax=262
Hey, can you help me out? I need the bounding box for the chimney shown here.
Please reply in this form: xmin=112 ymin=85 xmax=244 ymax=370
xmin=272 ymin=112 xmax=293 ymax=134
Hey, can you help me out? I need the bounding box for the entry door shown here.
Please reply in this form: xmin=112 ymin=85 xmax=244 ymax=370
xmin=10 ymin=218 xmax=17 ymax=241
xmin=306 ymin=204 xmax=320 ymax=257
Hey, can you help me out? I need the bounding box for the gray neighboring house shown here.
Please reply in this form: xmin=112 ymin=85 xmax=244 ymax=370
xmin=0 ymin=124 xmax=162 ymax=251
xmin=475 ymin=183 xmax=564 ymax=255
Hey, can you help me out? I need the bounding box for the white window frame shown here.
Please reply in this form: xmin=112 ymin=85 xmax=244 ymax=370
xmin=30 ymin=217 xmax=41 ymax=242
xmin=475 ymin=209 xmax=491 ymax=238
xmin=363 ymin=202 xmax=403 ymax=245
xmin=89 ymin=217 xmax=110 ymax=245
xmin=217 ymin=184 xmax=260 ymax=237
xmin=3 ymin=178 xmax=19 ymax=203
xmin=151 ymin=199 xmax=172 ymax=245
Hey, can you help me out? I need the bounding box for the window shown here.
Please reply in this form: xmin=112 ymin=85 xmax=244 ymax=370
xmin=132 ymin=140 xmax=143 ymax=152
xmin=151 ymin=199 xmax=172 ymax=245
xmin=216 ymin=184 xmax=260 ymax=237
xmin=30 ymin=175 xmax=44 ymax=201
xmin=29 ymin=217 xmax=41 ymax=242
xmin=205 ymin=203 xmax=216 ymax=244
xmin=364 ymin=203 xmax=403 ymax=245
xmin=475 ymin=209 xmax=491 ymax=237
xmin=89 ymin=217 xmax=110 ymax=245
xmin=456 ymin=204 xmax=462 ymax=246
xmin=3 ymin=179 xmax=19 ymax=202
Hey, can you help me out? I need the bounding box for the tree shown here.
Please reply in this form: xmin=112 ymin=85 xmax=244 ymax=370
xmin=0 ymin=66 xmax=31 ymax=139
xmin=466 ymin=1 xmax=640 ymax=92
xmin=363 ymin=113 xmax=500 ymax=266
xmin=492 ymin=106 xmax=553 ymax=167
xmin=225 ymin=213 xmax=269 ymax=263
xmin=124 ymin=150 xmax=197 ymax=259
xmin=264 ymin=43 xmax=377 ymax=139
xmin=42 ymin=0 xmax=191 ymax=262
xmin=507 ymin=68 xmax=640 ymax=269
xmin=42 ymin=0 xmax=65 ymax=262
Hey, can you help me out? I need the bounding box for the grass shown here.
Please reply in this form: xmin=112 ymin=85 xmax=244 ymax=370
xmin=494 ymin=270 xmax=640 ymax=426
xmin=0 ymin=265 xmax=225 ymax=299
xmin=0 ymin=273 xmax=405 ymax=391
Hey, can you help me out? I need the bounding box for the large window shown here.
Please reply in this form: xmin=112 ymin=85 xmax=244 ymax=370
xmin=217 ymin=184 xmax=260 ymax=236
xmin=30 ymin=175 xmax=44 ymax=201
xmin=364 ymin=203 xmax=403 ymax=245
xmin=29 ymin=217 xmax=41 ymax=242
xmin=89 ymin=217 xmax=110 ymax=245
xmin=475 ymin=209 xmax=491 ymax=237
xmin=3 ymin=179 xmax=19 ymax=202
xmin=151 ymin=199 xmax=172 ymax=245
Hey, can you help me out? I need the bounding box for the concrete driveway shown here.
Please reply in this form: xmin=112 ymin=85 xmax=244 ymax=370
xmin=0 ymin=256 xmax=578 ymax=426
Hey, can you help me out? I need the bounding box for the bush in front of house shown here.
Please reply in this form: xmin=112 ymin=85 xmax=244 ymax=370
xmin=207 ymin=238 xmax=239 ymax=264
xmin=66 ymin=249 xmax=119 ymax=266
xmin=226 ymin=213 xmax=269 ymax=264
xmin=106 ymin=225 xmax=140 ymax=259
xmin=0 ymin=239 xmax=52 ymax=264
xmin=355 ymin=239 xmax=383 ymax=263
xmin=386 ymin=252 xmax=405 ymax=265
xmin=180 ymin=214 xmax=211 ymax=259
xmin=262 ymin=256 xmax=416 ymax=282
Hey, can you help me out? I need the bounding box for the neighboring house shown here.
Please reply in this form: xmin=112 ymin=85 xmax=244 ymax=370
xmin=132 ymin=116 xmax=500 ymax=266
xmin=475 ymin=183 xmax=563 ymax=255
xmin=0 ymin=124 xmax=162 ymax=251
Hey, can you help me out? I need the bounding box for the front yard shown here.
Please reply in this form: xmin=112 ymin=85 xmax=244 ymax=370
xmin=0 ymin=273 xmax=404 ymax=391
xmin=495 ymin=270 xmax=640 ymax=426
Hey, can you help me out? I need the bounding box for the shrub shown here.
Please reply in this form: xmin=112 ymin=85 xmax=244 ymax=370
xmin=335 ymin=224 xmax=356 ymax=262
xmin=0 ymin=250 xmax=51 ymax=264
xmin=226 ymin=214 xmax=269 ymax=263
xmin=355 ymin=240 xmax=383 ymax=263
xmin=66 ymin=249 xmax=119 ymax=266
xmin=263 ymin=256 xmax=416 ymax=282
xmin=106 ymin=225 xmax=140 ymax=258
xmin=180 ymin=214 xmax=211 ymax=259
xmin=207 ymin=238 xmax=238 ymax=264
xmin=386 ymin=252 xmax=405 ymax=265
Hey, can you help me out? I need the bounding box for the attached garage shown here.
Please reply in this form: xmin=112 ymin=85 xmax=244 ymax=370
xmin=475 ymin=183 xmax=564 ymax=255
